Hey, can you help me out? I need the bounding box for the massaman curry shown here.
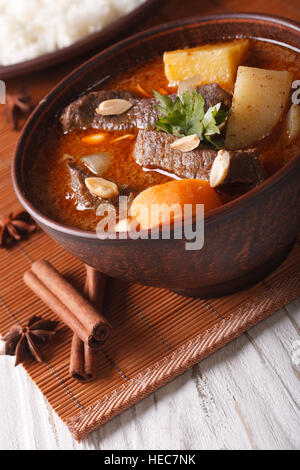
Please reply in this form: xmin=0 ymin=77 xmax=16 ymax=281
xmin=30 ymin=39 xmax=300 ymax=231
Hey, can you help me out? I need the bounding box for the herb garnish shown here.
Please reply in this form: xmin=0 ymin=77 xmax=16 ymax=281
xmin=154 ymin=90 xmax=230 ymax=149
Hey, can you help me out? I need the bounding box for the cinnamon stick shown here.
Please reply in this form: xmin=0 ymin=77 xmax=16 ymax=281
xmin=70 ymin=266 xmax=107 ymax=382
xmin=24 ymin=270 xmax=90 ymax=344
xmin=84 ymin=265 xmax=107 ymax=308
xmin=69 ymin=335 xmax=97 ymax=382
xmin=32 ymin=260 xmax=111 ymax=343
xmin=24 ymin=260 xmax=111 ymax=349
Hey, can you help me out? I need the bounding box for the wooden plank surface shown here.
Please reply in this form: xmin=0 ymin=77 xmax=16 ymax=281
xmin=0 ymin=0 xmax=300 ymax=450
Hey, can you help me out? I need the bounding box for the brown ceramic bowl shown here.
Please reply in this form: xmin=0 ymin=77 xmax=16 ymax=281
xmin=12 ymin=13 xmax=300 ymax=298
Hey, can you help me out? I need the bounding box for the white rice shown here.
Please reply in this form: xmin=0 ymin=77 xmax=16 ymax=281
xmin=0 ymin=0 xmax=146 ymax=66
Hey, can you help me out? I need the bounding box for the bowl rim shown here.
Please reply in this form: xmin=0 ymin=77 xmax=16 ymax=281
xmin=12 ymin=12 xmax=300 ymax=241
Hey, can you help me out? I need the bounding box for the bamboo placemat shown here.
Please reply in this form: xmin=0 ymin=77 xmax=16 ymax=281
xmin=0 ymin=188 xmax=300 ymax=442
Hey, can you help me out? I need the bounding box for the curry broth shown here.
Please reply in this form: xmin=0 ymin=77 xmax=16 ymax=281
xmin=30 ymin=39 xmax=300 ymax=230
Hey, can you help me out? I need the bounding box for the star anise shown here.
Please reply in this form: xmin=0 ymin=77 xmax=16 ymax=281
xmin=0 ymin=211 xmax=37 ymax=248
xmin=5 ymin=88 xmax=31 ymax=130
xmin=3 ymin=316 xmax=59 ymax=366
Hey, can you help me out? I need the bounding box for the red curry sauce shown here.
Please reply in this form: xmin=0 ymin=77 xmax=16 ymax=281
xmin=30 ymin=39 xmax=300 ymax=230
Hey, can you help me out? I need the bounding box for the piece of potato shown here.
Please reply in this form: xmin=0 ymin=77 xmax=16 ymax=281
xmin=281 ymin=104 xmax=300 ymax=145
xmin=163 ymin=40 xmax=249 ymax=89
xmin=225 ymin=66 xmax=293 ymax=149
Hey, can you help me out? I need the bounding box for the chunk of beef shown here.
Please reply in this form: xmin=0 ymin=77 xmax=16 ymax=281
xmin=60 ymin=90 xmax=159 ymax=133
xmin=133 ymin=130 xmax=217 ymax=180
xmin=220 ymin=149 xmax=264 ymax=186
xmin=134 ymin=130 xmax=264 ymax=186
xmin=194 ymin=83 xmax=232 ymax=111
xmin=60 ymin=84 xmax=232 ymax=133
xmin=67 ymin=163 xmax=99 ymax=211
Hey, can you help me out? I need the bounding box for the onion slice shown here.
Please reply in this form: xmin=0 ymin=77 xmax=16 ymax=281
xmin=81 ymin=153 xmax=111 ymax=176
xmin=177 ymin=75 xmax=202 ymax=100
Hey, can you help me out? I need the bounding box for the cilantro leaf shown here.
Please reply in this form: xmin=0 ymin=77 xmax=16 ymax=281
xmin=203 ymin=103 xmax=221 ymax=137
xmin=154 ymin=89 xmax=230 ymax=149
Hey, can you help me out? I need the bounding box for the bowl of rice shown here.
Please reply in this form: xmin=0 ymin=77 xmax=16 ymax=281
xmin=0 ymin=0 xmax=161 ymax=78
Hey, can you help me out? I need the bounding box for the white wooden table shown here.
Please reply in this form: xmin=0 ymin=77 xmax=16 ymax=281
xmin=1 ymin=297 xmax=299 ymax=450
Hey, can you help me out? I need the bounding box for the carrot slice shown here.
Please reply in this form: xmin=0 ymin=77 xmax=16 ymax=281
xmin=158 ymin=87 xmax=168 ymax=95
xmin=112 ymin=134 xmax=136 ymax=143
xmin=130 ymin=179 xmax=222 ymax=229
xmin=136 ymin=84 xmax=152 ymax=98
xmin=81 ymin=133 xmax=106 ymax=144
